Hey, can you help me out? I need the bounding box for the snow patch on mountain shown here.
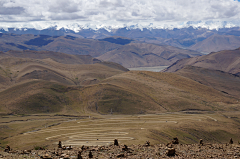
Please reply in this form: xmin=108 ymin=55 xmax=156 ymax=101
xmin=1 ymin=19 xmax=240 ymax=32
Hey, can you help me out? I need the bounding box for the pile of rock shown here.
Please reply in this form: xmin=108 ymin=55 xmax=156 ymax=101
xmin=1 ymin=138 xmax=240 ymax=158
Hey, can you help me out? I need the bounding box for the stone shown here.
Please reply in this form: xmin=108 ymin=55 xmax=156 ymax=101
xmin=77 ymin=151 xmax=82 ymax=159
xmin=4 ymin=145 xmax=10 ymax=153
xmin=66 ymin=145 xmax=72 ymax=150
xmin=21 ymin=150 xmax=31 ymax=154
xmin=145 ymin=141 xmax=150 ymax=147
xmin=41 ymin=153 xmax=52 ymax=159
xmin=166 ymin=148 xmax=175 ymax=156
xmin=63 ymin=155 xmax=70 ymax=159
xmin=81 ymin=145 xmax=87 ymax=151
xmin=117 ymin=154 xmax=124 ymax=157
xmin=89 ymin=150 xmax=93 ymax=158
xmin=172 ymin=137 xmax=179 ymax=144
xmin=58 ymin=140 xmax=62 ymax=148
xmin=122 ymin=145 xmax=128 ymax=151
xmin=114 ymin=139 xmax=119 ymax=146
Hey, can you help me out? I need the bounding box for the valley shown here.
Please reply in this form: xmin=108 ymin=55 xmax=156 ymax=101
xmin=1 ymin=1 xmax=240 ymax=158
xmin=0 ymin=35 xmax=240 ymax=157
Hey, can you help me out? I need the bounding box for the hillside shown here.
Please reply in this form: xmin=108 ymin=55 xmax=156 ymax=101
xmin=0 ymin=34 xmax=122 ymax=57
xmin=175 ymin=66 xmax=240 ymax=98
xmin=97 ymin=43 xmax=202 ymax=68
xmin=190 ymin=34 xmax=240 ymax=53
xmin=0 ymin=50 xmax=129 ymax=114
xmin=1 ymin=70 xmax=238 ymax=115
xmin=87 ymin=71 xmax=239 ymax=114
xmin=164 ymin=47 xmax=240 ymax=75
xmin=0 ymin=50 xmax=101 ymax=64
xmin=0 ymin=50 xmax=240 ymax=152
xmin=0 ymin=34 xmax=203 ymax=68
xmin=1 ymin=70 xmax=240 ymax=151
xmin=0 ymin=50 xmax=239 ymax=115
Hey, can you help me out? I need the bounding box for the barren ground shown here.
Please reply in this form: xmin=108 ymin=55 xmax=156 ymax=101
xmin=1 ymin=111 xmax=240 ymax=150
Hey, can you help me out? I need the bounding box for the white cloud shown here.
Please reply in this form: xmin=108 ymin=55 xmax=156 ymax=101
xmin=0 ymin=0 xmax=240 ymax=29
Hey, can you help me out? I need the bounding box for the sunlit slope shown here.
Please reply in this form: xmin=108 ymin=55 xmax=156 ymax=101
xmin=0 ymin=53 xmax=128 ymax=115
xmin=164 ymin=47 xmax=240 ymax=75
xmin=79 ymin=71 xmax=238 ymax=114
xmin=0 ymin=57 xmax=127 ymax=90
xmin=0 ymin=52 xmax=238 ymax=115
xmin=176 ymin=65 xmax=240 ymax=98
xmin=0 ymin=81 xmax=76 ymax=114
xmin=0 ymin=70 xmax=238 ymax=115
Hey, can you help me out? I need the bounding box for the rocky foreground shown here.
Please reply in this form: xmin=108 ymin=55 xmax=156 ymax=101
xmin=1 ymin=141 xmax=240 ymax=159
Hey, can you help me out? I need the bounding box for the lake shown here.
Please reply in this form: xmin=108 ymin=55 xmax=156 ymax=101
xmin=128 ymin=66 xmax=169 ymax=72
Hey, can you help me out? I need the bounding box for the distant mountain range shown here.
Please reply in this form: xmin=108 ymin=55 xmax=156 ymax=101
xmin=189 ymin=34 xmax=240 ymax=53
xmin=1 ymin=25 xmax=240 ymax=53
xmin=164 ymin=47 xmax=240 ymax=76
xmin=0 ymin=34 xmax=202 ymax=68
xmin=97 ymin=43 xmax=201 ymax=68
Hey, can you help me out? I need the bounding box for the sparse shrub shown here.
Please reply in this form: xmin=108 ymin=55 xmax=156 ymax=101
xmin=34 ymin=145 xmax=46 ymax=150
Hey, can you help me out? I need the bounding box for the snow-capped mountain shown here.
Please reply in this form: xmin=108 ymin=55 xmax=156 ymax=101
xmin=1 ymin=20 xmax=240 ymax=34
xmin=1 ymin=20 xmax=240 ymax=54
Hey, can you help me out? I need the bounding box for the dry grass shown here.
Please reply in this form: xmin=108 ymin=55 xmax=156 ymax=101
xmin=1 ymin=69 xmax=239 ymax=115
xmin=0 ymin=56 xmax=127 ymax=114
xmin=83 ymin=71 xmax=239 ymax=114
xmin=0 ymin=52 xmax=240 ymax=151
xmin=1 ymin=112 xmax=239 ymax=150
xmin=176 ymin=65 xmax=240 ymax=98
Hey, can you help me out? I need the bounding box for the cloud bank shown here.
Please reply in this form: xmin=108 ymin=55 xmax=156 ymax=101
xmin=0 ymin=0 xmax=240 ymax=30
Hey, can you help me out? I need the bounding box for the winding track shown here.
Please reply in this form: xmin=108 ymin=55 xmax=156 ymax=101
xmin=23 ymin=114 xmax=218 ymax=146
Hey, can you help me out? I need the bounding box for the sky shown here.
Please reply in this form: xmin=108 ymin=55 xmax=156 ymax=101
xmin=0 ymin=0 xmax=240 ymax=30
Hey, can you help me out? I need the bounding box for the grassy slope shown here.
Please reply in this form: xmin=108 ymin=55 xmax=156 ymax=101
xmin=0 ymin=55 xmax=128 ymax=114
xmin=164 ymin=47 xmax=240 ymax=75
xmin=1 ymin=70 xmax=238 ymax=115
xmin=0 ymin=51 xmax=239 ymax=115
xmin=176 ymin=66 xmax=240 ymax=98
xmin=0 ymin=61 xmax=240 ymax=149
xmin=78 ymin=71 xmax=239 ymax=115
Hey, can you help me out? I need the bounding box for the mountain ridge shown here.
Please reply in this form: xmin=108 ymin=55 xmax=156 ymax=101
xmin=2 ymin=24 xmax=240 ymax=53
xmin=97 ymin=43 xmax=202 ymax=68
xmin=163 ymin=47 xmax=240 ymax=75
xmin=0 ymin=34 xmax=203 ymax=68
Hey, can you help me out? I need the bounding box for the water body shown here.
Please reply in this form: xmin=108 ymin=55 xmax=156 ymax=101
xmin=128 ymin=66 xmax=169 ymax=72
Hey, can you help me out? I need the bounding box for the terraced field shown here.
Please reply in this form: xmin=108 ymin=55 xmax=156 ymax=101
xmin=1 ymin=112 xmax=236 ymax=150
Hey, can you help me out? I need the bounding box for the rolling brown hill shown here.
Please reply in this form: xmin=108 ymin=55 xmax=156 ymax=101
xmin=0 ymin=50 xmax=128 ymax=89
xmin=0 ymin=50 xmax=101 ymax=64
xmin=0 ymin=50 xmax=239 ymax=115
xmin=97 ymin=43 xmax=202 ymax=68
xmin=1 ymin=69 xmax=238 ymax=115
xmin=190 ymin=34 xmax=240 ymax=53
xmin=0 ymin=51 xmax=128 ymax=114
xmin=164 ymin=47 xmax=240 ymax=75
xmin=82 ymin=71 xmax=239 ymax=115
xmin=0 ymin=50 xmax=129 ymax=114
xmin=175 ymin=66 xmax=240 ymax=98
